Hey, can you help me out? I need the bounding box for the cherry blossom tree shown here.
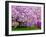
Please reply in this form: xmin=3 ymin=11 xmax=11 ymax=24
xmin=12 ymin=6 xmax=41 ymax=28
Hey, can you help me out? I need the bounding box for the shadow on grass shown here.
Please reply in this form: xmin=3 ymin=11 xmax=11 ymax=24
xmin=12 ymin=25 xmax=41 ymax=31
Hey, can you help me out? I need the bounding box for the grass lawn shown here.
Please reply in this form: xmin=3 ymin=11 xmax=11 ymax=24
xmin=12 ymin=25 xmax=41 ymax=31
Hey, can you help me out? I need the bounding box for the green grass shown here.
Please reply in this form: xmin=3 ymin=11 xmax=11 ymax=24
xmin=12 ymin=25 xmax=41 ymax=31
